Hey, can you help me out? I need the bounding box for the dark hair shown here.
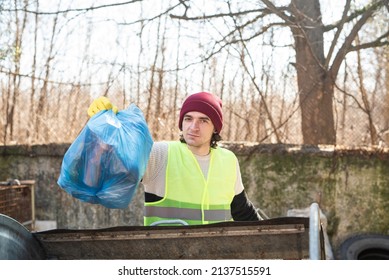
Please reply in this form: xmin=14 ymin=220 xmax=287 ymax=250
xmin=179 ymin=133 xmax=222 ymax=149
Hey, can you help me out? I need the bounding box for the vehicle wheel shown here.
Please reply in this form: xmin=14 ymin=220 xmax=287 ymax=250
xmin=0 ymin=214 xmax=45 ymax=259
xmin=337 ymin=234 xmax=389 ymax=260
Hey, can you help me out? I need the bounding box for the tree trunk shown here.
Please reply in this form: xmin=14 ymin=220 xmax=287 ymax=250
xmin=290 ymin=0 xmax=336 ymax=145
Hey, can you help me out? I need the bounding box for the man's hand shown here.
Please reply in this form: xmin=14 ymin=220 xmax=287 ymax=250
xmin=87 ymin=96 xmax=118 ymax=117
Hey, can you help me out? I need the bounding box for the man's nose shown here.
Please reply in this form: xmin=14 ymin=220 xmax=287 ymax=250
xmin=190 ymin=120 xmax=200 ymax=129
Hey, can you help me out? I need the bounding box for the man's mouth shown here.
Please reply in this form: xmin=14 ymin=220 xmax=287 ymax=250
xmin=187 ymin=133 xmax=199 ymax=138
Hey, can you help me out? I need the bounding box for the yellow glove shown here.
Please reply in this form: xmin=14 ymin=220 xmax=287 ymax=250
xmin=87 ymin=96 xmax=118 ymax=117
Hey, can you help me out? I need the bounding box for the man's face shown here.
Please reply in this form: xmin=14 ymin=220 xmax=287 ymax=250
xmin=181 ymin=111 xmax=215 ymax=149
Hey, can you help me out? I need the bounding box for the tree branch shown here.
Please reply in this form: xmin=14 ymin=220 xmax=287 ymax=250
xmin=2 ymin=0 xmax=142 ymax=15
xmin=348 ymin=31 xmax=389 ymax=52
xmin=170 ymin=8 xmax=272 ymax=21
xmin=324 ymin=0 xmax=351 ymax=69
xmin=119 ymin=2 xmax=181 ymax=26
xmin=329 ymin=1 xmax=383 ymax=80
xmin=260 ymin=0 xmax=293 ymax=23
xmin=323 ymin=0 xmax=386 ymax=32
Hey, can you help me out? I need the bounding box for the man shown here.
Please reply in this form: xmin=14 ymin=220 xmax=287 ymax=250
xmin=88 ymin=92 xmax=264 ymax=226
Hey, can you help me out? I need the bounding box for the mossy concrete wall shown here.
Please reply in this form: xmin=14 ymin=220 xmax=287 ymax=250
xmin=1 ymin=143 xmax=388 ymax=252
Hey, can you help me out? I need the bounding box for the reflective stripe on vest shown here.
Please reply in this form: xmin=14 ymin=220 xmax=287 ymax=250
xmin=145 ymin=205 xmax=232 ymax=221
xmin=144 ymin=141 xmax=236 ymax=226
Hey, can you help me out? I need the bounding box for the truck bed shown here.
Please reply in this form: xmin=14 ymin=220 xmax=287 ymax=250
xmin=34 ymin=217 xmax=323 ymax=259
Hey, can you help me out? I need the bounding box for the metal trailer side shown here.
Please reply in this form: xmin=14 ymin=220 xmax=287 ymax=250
xmin=1 ymin=204 xmax=326 ymax=260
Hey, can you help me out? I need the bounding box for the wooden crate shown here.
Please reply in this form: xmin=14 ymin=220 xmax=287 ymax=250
xmin=0 ymin=180 xmax=35 ymax=230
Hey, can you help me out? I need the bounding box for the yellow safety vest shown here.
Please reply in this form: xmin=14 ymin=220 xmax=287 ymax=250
xmin=144 ymin=142 xmax=237 ymax=226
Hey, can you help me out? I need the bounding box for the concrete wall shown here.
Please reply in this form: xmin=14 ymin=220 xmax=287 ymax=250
xmin=1 ymin=142 xmax=388 ymax=254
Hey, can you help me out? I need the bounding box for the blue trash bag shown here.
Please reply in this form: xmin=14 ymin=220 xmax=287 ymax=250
xmin=57 ymin=104 xmax=153 ymax=208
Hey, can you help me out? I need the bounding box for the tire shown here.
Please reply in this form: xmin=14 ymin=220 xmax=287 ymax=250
xmin=337 ymin=234 xmax=389 ymax=260
xmin=0 ymin=214 xmax=45 ymax=259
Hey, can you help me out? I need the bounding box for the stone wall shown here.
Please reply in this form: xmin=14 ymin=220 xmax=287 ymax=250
xmin=1 ymin=142 xmax=388 ymax=253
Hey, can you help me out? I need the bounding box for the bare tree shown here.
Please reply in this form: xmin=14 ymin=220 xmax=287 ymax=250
xmin=3 ymin=0 xmax=28 ymax=144
xmin=35 ymin=5 xmax=60 ymax=141
xmin=383 ymin=46 xmax=389 ymax=144
xmin=28 ymin=0 xmax=39 ymax=144
xmin=170 ymin=20 xmax=182 ymax=139
xmin=171 ymin=0 xmax=389 ymax=145
xmin=355 ymin=37 xmax=378 ymax=145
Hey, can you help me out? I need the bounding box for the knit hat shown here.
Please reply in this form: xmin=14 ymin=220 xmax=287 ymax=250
xmin=179 ymin=92 xmax=223 ymax=133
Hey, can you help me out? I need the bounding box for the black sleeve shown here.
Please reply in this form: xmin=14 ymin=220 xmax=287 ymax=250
xmin=230 ymin=190 xmax=264 ymax=221
xmin=145 ymin=192 xmax=163 ymax=202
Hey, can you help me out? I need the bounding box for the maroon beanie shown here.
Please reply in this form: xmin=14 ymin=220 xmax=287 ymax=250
xmin=179 ymin=92 xmax=223 ymax=133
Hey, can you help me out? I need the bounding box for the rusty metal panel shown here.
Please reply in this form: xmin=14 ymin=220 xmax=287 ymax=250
xmin=34 ymin=217 xmax=312 ymax=259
